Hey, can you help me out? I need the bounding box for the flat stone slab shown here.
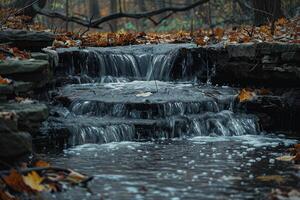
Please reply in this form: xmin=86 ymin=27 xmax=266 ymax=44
xmin=0 ymin=102 xmax=48 ymax=122
xmin=0 ymin=59 xmax=48 ymax=75
xmin=0 ymin=29 xmax=54 ymax=51
xmin=59 ymin=81 xmax=238 ymax=104
xmin=0 ymin=102 xmax=49 ymax=134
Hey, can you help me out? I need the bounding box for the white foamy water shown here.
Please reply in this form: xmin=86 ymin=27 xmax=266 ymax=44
xmin=190 ymin=134 xmax=297 ymax=147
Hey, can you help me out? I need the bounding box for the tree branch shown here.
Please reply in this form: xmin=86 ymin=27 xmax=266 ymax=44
xmin=35 ymin=0 xmax=210 ymax=29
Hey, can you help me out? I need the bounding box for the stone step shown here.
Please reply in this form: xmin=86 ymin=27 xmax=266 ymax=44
xmin=40 ymin=110 xmax=259 ymax=147
xmin=0 ymin=29 xmax=54 ymax=51
xmin=0 ymin=102 xmax=49 ymax=135
xmin=0 ymin=59 xmax=50 ymax=88
xmin=55 ymin=81 xmax=238 ymax=119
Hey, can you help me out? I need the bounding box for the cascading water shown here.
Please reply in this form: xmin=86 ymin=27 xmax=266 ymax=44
xmin=55 ymin=44 xmax=198 ymax=82
xmin=45 ymin=77 xmax=260 ymax=145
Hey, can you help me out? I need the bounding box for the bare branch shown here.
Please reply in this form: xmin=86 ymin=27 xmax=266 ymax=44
xmin=35 ymin=0 xmax=210 ymax=29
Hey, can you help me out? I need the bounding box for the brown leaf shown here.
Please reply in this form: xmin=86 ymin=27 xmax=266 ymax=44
xmin=34 ymin=160 xmax=50 ymax=167
xmin=195 ymin=37 xmax=206 ymax=46
xmin=214 ymin=27 xmax=224 ymax=40
xmin=3 ymin=170 xmax=34 ymax=193
xmin=238 ymin=89 xmax=256 ymax=102
xmin=0 ymin=190 xmax=18 ymax=200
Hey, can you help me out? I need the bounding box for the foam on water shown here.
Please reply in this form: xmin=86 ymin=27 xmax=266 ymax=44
xmin=191 ymin=134 xmax=297 ymax=147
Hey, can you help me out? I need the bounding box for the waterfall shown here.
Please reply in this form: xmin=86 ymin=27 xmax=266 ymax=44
xmin=55 ymin=44 xmax=197 ymax=82
xmin=43 ymin=44 xmax=262 ymax=147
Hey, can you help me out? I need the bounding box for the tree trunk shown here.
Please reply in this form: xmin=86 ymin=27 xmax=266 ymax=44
xmin=110 ymin=0 xmax=118 ymax=31
xmin=88 ymin=0 xmax=100 ymax=18
xmin=252 ymin=0 xmax=283 ymax=26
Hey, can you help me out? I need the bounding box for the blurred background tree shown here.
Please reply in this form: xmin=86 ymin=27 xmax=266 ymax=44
xmin=0 ymin=0 xmax=299 ymax=32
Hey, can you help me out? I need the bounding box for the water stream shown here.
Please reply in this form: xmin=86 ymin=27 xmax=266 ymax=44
xmin=41 ymin=44 xmax=299 ymax=199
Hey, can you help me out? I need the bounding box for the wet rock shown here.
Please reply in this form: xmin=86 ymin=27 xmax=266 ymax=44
xmin=281 ymin=52 xmax=300 ymax=62
xmin=0 ymin=84 xmax=13 ymax=100
xmin=0 ymin=59 xmax=50 ymax=88
xmin=0 ymin=29 xmax=54 ymax=51
xmin=0 ymin=114 xmax=32 ymax=158
xmin=31 ymin=52 xmax=49 ymax=61
xmin=262 ymin=55 xmax=279 ymax=64
xmin=0 ymin=102 xmax=49 ymax=135
xmin=0 ymin=131 xmax=32 ymax=158
xmin=227 ymin=43 xmax=256 ymax=59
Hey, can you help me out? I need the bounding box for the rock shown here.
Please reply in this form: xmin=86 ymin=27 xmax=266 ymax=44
xmin=0 ymin=59 xmax=48 ymax=75
xmin=0 ymin=115 xmax=32 ymax=158
xmin=0 ymin=84 xmax=14 ymax=98
xmin=13 ymin=81 xmax=34 ymax=94
xmin=257 ymin=43 xmax=300 ymax=54
xmin=0 ymin=111 xmax=18 ymax=132
xmin=227 ymin=43 xmax=256 ymax=59
xmin=0 ymin=102 xmax=49 ymax=135
xmin=262 ymin=55 xmax=279 ymax=64
xmin=281 ymin=52 xmax=300 ymax=62
xmin=0 ymin=29 xmax=54 ymax=51
xmin=0 ymin=130 xmax=32 ymax=158
xmin=31 ymin=52 xmax=49 ymax=61
xmin=0 ymin=59 xmax=50 ymax=88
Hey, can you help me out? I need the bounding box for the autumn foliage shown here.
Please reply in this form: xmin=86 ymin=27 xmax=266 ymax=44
xmin=0 ymin=160 xmax=92 ymax=199
xmin=51 ymin=17 xmax=300 ymax=48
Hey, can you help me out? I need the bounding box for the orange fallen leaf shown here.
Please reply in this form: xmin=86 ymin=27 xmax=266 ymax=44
xmin=3 ymin=170 xmax=34 ymax=193
xmin=195 ymin=37 xmax=206 ymax=46
xmin=34 ymin=160 xmax=50 ymax=167
xmin=214 ymin=27 xmax=225 ymax=40
xmin=238 ymin=89 xmax=256 ymax=102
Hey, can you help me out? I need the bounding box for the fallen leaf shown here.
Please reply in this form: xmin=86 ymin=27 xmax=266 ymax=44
xmin=3 ymin=170 xmax=33 ymax=193
xmin=66 ymin=170 xmax=89 ymax=184
xmin=276 ymin=155 xmax=296 ymax=162
xmin=238 ymin=89 xmax=256 ymax=102
xmin=34 ymin=160 xmax=50 ymax=167
xmin=214 ymin=27 xmax=225 ymax=40
xmin=22 ymin=171 xmax=46 ymax=192
xmin=256 ymin=175 xmax=285 ymax=184
xmin=0 ymin=190 xmax=17 ymax=200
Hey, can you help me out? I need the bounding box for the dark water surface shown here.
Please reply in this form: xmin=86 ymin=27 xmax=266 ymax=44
xmin=42 ymin=134 xmax=299 ymax=200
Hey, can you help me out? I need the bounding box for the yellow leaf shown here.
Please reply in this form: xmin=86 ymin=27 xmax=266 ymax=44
xmin=22 ymin=171 xmax=46 ymax=192
xmin=238 ymin=89 xmax=256 ymax=102
xmin=276 ymin=155 xmax=296 ymax=162
xmin=256 ymin=175 xmax=285 ymax=184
